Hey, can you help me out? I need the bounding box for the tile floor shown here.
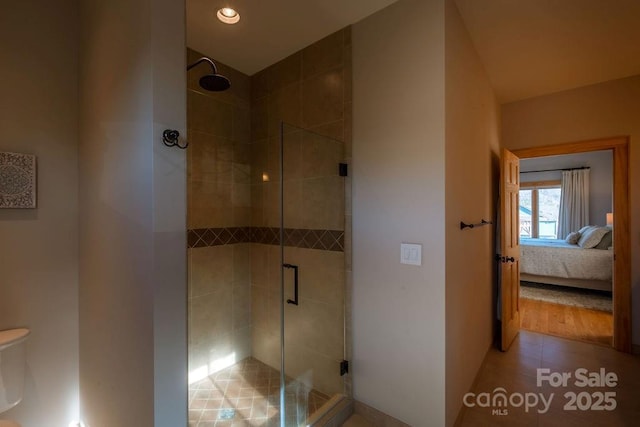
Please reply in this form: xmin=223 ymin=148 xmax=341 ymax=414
xmin=458 ymin=331 xmax=640 ymax=426
xmin=189 ymin=357 xmax=330 ymax=427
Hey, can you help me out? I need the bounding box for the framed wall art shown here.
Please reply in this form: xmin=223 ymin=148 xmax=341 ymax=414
xmin=0 ymin=151 xmax=37 ymax=209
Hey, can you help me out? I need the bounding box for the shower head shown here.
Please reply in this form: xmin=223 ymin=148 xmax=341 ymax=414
xmin=198 ymin=73 xmax=231 ymax=92
xmin=187 ymin=57 xmax=231 ymax=92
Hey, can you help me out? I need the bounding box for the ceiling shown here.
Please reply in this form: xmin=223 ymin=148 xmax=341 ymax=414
xmin=186 ymin=0 xmax=398 ymax=76
xmin=187 ymin=0 xmax=640 ymax=103
xmin=454 ymin=0 xmax=640 ymax=103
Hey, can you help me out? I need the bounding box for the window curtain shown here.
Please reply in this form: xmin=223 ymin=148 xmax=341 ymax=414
xmin=558 ymin=169 xmax=590 ymax=239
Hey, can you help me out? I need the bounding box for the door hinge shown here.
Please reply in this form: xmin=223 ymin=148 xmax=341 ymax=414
xmin=340 ymin=359 xmax=349 ymax=376
xmin=339 ymin=163 xmax=348 ymax=177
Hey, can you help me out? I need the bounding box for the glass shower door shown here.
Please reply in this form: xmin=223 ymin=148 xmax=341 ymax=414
xmin=279 ymin=123 xmax=347 ymax=425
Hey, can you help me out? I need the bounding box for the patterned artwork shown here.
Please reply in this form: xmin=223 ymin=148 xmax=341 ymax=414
xmin=0 ymin=152 xmax=37 ymax=208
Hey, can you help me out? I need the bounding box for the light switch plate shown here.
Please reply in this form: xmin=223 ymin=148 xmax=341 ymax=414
xmin=401 ymin=243 xmax=422 ymax=266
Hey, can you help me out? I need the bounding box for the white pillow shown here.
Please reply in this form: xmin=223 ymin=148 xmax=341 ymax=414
xmin=565 ymin=231 xmax=581 ymax=245
xmin=578 ymin=225 xmax=593 ymax=234
xmin=594 ymin=227 xmax=613 ymax=250
xmin=578 ymin=226 xmax=610 ymax=249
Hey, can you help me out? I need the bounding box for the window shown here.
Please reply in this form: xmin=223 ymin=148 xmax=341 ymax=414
xmin=519 ymin=181 xmax=561 ymax=239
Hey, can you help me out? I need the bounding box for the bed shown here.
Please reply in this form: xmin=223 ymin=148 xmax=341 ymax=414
xmin=519 ymin=238 xmax=613 ymax=291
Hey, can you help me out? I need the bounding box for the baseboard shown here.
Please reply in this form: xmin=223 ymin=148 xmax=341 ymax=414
xmin=454 ymin=341 xmax=494 ymax=426
xmin=353 ymin=400 xmax=410 ymax=427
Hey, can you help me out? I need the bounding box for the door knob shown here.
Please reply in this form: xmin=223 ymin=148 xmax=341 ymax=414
xmin=495 ymin=254 xmax=516 ymax=263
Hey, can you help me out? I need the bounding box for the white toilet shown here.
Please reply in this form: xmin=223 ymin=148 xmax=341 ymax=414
xmin=0 ymin=328 xmax=29 ymax=427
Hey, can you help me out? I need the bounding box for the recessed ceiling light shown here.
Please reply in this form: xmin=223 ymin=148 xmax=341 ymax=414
xmin=217 ymin=7 xmax=240 ymax=24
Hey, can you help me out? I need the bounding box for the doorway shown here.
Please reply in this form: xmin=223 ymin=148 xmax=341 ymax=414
xmin=511 ymin=136 xmax=631 ymax=353
xmin=517 ymin=150 xmax=614 ymax=346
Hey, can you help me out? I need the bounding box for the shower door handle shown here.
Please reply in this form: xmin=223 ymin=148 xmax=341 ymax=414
xmin=283 ymin=263 xmax=299 ymax=305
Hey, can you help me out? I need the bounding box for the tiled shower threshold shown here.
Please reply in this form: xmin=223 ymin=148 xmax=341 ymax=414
xmin=189 ymin=357 xmax=330 ymax=427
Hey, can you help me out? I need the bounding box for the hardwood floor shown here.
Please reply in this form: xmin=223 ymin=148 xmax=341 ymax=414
xmin=520 ymin=297 xmax=613 ymax=346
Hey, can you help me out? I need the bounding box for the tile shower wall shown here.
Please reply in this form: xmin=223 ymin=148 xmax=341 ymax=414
xmin=187 ymin=48 xmax=253 ymax=379
xmin=187 ymin=26 xmax=352 ymax=398
xmin=249 ymin=28 xmax=352 ymax=396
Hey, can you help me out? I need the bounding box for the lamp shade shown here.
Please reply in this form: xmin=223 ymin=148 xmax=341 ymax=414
xmin=606 ymin=212 xmax=613 ymax=226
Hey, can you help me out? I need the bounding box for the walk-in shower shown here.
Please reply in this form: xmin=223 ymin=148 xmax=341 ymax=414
xmin=186 ymin=27 xmax=351 ymax=425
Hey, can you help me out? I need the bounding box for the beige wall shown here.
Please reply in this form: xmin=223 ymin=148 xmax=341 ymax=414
xmin=79 ymin=0 xmax=187 ymax=425
xmin=0 ymin=1 xmax=80 ymax=425
xmin=352 ymin=0 xmax=446 ymax=425
xmin=187 ymin=50 xmax=253 ymax=382
xmin=444 ymin=0 xmax=500 ymax=425
xmin=502 ymin=74 xmax=640 ymax=346
xmin=151 ymin=1 xmax=188 ymax=423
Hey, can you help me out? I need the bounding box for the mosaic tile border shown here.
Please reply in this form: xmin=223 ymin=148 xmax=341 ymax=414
xmin=188 ymin=227 xmax=344 ymax=252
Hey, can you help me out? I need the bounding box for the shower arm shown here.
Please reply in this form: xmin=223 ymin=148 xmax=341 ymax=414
xmin=187 ymin=57 xmax=219 ymax=74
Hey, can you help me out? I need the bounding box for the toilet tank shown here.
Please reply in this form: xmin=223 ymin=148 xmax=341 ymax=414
xmin=0 ymin=329 xmax=29 ymax=414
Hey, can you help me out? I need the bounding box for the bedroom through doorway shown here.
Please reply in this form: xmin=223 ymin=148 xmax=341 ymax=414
xmin=515 ymin=147 xmax=615 ymax=347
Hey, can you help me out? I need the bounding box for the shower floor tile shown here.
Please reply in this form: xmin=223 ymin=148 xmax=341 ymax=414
xmin=189 ymin=357 xmax=330 ymax=427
